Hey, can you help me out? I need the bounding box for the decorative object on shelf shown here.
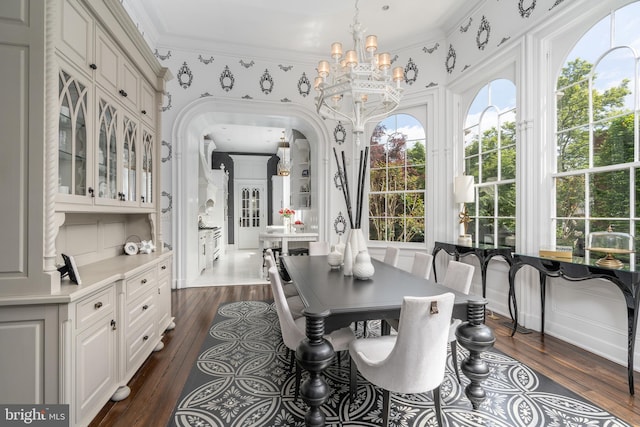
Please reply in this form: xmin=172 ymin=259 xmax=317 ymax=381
xmin=353 ymin=250 xmax=375 ymax=280
xmin=276 ymin=131 xmax=291 ymax=176
xmin=313 ymin=0 xmax=404 ymax=145
xmin=279 ymin=208 xmax=295 ymax=233
xmin=139 ymin=240 xmax=154 ymax=254
xmin=587 ymin=225 xmax=635 ymax=269
xmin=454 ymin=175 xmax=475 ymax=246
xmin=124 ymin=235 xmax=142 ymax=255
xmin=327 ymin=246 xmax=343 ymax=269
xmin=301 ymin=169 xmax=309 ymax=177
xmin=57 ymin=253 xmax=81 ymax=285
xmin=293 ymin=220 xmax=305 ymax=232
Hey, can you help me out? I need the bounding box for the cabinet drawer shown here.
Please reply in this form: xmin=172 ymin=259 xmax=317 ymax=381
xmin=126 ymin=319 xmax=157 ymax=373
xmin=126 ymin=267 xmax=156 ymax=300
xmin=76 ymin=287 xmax=115 ymax=330
xmin=126 ymin=291 xmax=155 ymax=332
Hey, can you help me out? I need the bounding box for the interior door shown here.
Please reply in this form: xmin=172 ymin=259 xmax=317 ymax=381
xmin=236 ymin=181 xmax=265 ymax=249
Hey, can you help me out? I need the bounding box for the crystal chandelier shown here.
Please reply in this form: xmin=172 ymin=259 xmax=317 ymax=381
xmin=314 ymin=0 xmax=404 ymax=145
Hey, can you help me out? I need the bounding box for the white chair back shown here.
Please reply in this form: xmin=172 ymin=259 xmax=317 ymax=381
xmin=442 ymin=260 xmax=474 ymax=294
xmin=267 ymin=266 xmax=305 ymax=350
xmin=265 ymin=249 xmax=276 ymax=269
xmin=383 ymin=246 xmax=400 ymax=267
xmin=411 ymin=252 xmax=434 ymax=280
xmin=308 ymin=241 xmax=330 ymax=256
xmin=354 ymin=293 xmax=454 ymax=394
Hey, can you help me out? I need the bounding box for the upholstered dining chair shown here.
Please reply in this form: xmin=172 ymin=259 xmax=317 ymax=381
xmin=308 ymin=241 xmax=330 ymax=256
xmin=264 ymin=253 xmax=304 ymax=318
xmin=349 ymin=293 xmax=455 ymax=426
xmin=265 ymin=249 xmax=299 ymax=298
xmin=411 ymin=251 xmax=434 ymax=280
xmin=442 ymin=260 xmax=474 ymax=383
xmin=383 ymin=246 xmax=400 ymax=267
xmin=268 ymin=266 xmax=355 ymax=398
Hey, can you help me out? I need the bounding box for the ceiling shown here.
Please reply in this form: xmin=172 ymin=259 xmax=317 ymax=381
xmin=125 ymin=0 xmax=474 ymax=153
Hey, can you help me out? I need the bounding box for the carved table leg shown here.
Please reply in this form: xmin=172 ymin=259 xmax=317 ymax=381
xmin=456 ymin=298 xmax=496 ymax=409
xmin=296 ymin=309 xmax=334 ymax=427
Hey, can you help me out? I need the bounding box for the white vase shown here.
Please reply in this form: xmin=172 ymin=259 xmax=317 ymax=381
xmin=343 ymin=240 xmax=353 ymax=276
xmin=349 ymin=229 xmax=365 ymax=264
xmin=283 ymin=217 xmax=293 ymax=233
xmin=327 ymin=246 xmax=343 ymax=269
xmin=353 ymin=250 xmax=375 ymax=280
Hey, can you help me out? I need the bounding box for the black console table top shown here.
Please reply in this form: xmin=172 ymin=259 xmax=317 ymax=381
xmin=433 ymin=241 xmax=514 ymax=297
xmin=508 ymin=253 xmax=640 ymax=395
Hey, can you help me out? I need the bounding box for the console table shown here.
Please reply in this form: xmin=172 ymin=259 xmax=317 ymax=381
xmin=508 ymin=253 xmax=639 ymax=395
xmin=433 ymin=241 xmax=514 ymax=297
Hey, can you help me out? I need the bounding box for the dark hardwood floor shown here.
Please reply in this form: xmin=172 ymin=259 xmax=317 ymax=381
xmin=90 ymin=285 xmax=639 ymax=426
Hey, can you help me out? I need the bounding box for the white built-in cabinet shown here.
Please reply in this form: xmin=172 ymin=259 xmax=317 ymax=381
xmin=0 ymin=1 xmax=172 ymax=426
xmin=291 ymin=138 xmax=312 ymax=209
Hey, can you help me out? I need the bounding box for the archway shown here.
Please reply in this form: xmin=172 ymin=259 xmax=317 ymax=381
xmin=171 ymin=97 xmax=332 ymax=288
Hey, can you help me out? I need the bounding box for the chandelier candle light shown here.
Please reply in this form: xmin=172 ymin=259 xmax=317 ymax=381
xmin=314 ymin=0 xmax=404 ymax=145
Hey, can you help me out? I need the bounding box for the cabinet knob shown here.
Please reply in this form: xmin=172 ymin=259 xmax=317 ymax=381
xmin=88 ymin=187 xmax=95 ymax=197
xmin=161 ymin=265 xmax=167 ymax=270
xmin=111 ymin=319 xmax=117 ymax=330
xmin=141 ymin=110 xmax=147 ymax=115
xmin=141 ymin=278 xmax=147 ymax=284
xmin=89 ymin=63 xmax=97 ymax=70
xmin=94 ymin=301 xmax=103 ymax=309
xmin=119 ymin=89 xmax=128 ymax=97
xmin=142 ymin=304 xmax=149 ymax=310
xmin=143 ymin=335 xmax=149 ymax=341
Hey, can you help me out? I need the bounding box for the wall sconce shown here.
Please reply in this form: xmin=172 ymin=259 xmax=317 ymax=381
xmin=454 ymin=175 xmax=475 ymax=246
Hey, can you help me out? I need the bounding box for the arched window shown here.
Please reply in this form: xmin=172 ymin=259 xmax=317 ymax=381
xmin=369 ymin=114 xmax=426 ymax=243
xmin=553 ymin=1 xmax=639 ymax=263
xmin=464 ymin=79 xmax=517 ymax=247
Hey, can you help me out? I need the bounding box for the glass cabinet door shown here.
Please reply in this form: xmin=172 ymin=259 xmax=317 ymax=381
xmin=97 ymin=96 xmax=118 ymax=200
xmin=58 ymin=70 xmax=89 ymax=198
xmin=141 ymin=130 xmax=153 ymax=205
xmin=122 ymin=116 xmax=137 ymax=203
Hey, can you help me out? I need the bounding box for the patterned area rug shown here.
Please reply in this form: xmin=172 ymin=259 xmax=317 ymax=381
xmin=168 ymin=301 xmax=631 ymax=427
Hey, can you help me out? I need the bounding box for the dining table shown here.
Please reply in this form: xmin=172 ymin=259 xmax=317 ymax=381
xmin=282 ymin=255 xmax=495 ymax=427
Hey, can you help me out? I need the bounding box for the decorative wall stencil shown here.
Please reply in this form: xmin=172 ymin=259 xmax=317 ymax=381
xmin=297 ymin=72 xmax=311 ymax=97
xmin=334 ymin=212 xmax=347 ymax=235
xmin=259 ymin=69 xmax=274 ymax=94
xmin=549 ymin=0 xmax=565 ymax=10
xmin=404 ymin=58 xmax=418 ymax=85
xmin=198 ymin=55 xmax=215 ymax=65
xmin=519 ymin=0 xmax=537 ymax=18
xmin=219 ymin=66 xmax=235 ymax=92
xmin=334 ymin=122 xmax=346 ymax=145
xmin=426 ymin=82 xmax=438 ymax=88
xmin=239 ymin=59 xmax=255 ymax=68
xmin=161 ymin=140 xmax=172 ymax=163
xmin=334 ymin=171 xmax=344 ymax=190
xmin=280 ymin=98 xmax=292 ymax=103
xmin=200 ymin=92 xmax=213 ymax=97
xmin=161 ymin=92 xmax=172 ymax=112
xmin=242 ymin=95 xmax=253 ymax=99
xmin=462 ymin=64 xmax=471 ymax=72
xmin=154 ymin=49 xmax=171 ymax=60
xmin=498 ymin=36 xmax=511 ymax=47
xmin=476 ymin=16 xmax=491 ymax=50
xmin=390 ymin=54 xmax=399 ymax=64
xmin=460 ymin=17 xmax=473 ymax=33
xmin=423 ymin=43 xmax=440 ymax=54
xmin=161 ymin=191 xmax=172 ymax=214
xmin=177 ymin=62 xmax=193 ymax=89
xmin=278 ymin=64 xmax=293 ymax=72
xmin=445 ymin=45 xmax=457 ymax=74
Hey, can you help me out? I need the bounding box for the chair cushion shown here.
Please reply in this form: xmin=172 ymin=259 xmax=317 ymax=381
xmin=287 ymin=296 xmax=305 ymax=319
xmin=350 ymin=335 xmax=397 ymax=365
xmin=283 ymin=282 xmax=299 ymax=297
xmin=294 ymin=317 xmax=355 ymax=352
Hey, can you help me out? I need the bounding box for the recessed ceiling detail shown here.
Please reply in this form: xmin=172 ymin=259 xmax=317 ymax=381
xmin=476 ymin=16 xmax=490 ymax=50
xmin=177 ymin=62 xmax=193 ymax=88
xmin=239 ymin=59 xmax=255 ymax=68
xmin=259 ymin=69 xmax=274 ymax=94
xmin=220 ymin=66 xmax=235 ymax=92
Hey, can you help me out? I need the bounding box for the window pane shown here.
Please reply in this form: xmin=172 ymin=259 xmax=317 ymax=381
xmin=481 ymin=151 xmax=498 ymax=182
xmin=388 ymin=193 xmax=403 ymax=217
xmin=369 ymin=193 xmax=385 ymax=218
xmin=368 ymin=217 xmax=385 ymax=241
xmin=592 ymin=48 xmax=634 ymax=120
xmin=489 ymin=79 xmax=516 ymax=111
xmin=498 ymin=218 xmax=516 ymax=247
xmin=557 ymin=79 xmax=590 ymax=131
xmin=556 ymin=175 xmax=585 ymax=218
xmin=501 ymin=146 xmax=516 ymax=180
xmin=594 ymin=115 xmax=635 ymax=167
xmin=556 ymin=219 xmax=585 ymax=251
xmin=405 ymin=192 xmax=425 ymax=217
xmin=614 ymin=2 xmax=640 ymax=52
xmin=478 ymin=186 xmax=495 ymax=217
xmin=564 ymin=17 xmax=610 ymax=67
xmin=480 ymin=108 xmax=499 ymax=152
xmin=589 ymin=170 xmax=630 ymax=218
xmin=370 ymin=168 xmax=386 ymax=192
xmin=406 ymin=166 xmax=425 ymax=190
xmin=478 ymin=218 xmax=495 ymax=244
xmin=388 ymin=166 xmax=405 ymax=191
xmin=406 ymin=140 xmax=425 ymax=167
xmin=557 ymin=125 xmax=589 ymax=172
xmin=370 ymin=143 xmax=386 ymax=168
xmin=407 ymin=217 xmax=425 ymax=243
xmin=497 ymin=183 xmax=516 ymax=217
xmin=466 ymin=155 xmax=479 ymax=178
xmin=464 ymin=125 xmax=479 ymax=156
